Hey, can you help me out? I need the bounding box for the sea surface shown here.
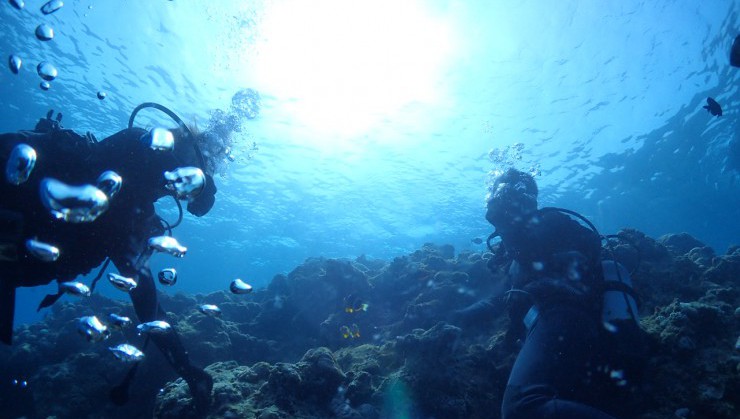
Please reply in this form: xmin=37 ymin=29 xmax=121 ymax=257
xmin=1 ymin=0 xmax=738 ymax=324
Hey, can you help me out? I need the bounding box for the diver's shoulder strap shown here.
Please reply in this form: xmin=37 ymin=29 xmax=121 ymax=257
xmin=602 ymin=279 xmax=638 ymax=296
xmin=538 ymin=206 xmax=601 ymax=237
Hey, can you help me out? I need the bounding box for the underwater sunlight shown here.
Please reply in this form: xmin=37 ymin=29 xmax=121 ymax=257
xmin=0 ymin=1 xmax=739 ymax=418
xmin=254 ymin=0 xmax=456 ymax=143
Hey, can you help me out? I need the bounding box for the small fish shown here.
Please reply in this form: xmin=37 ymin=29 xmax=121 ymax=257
xmin=343 ymin=294 xmax=368 ymax=313
xmin=471 ymin=237 xmax=483 ymax=245
xmin=340 ymin=324 xmax=361 ymax=339
xmin=198 ymin=304 xmax=221 ymax=317
xmin=59 ymin=281 xmax=91 ymax=297
xmin=108 ymin=273 xmax=137 ymax=292
xmin=25 ymin=239 xmax=59 ymax=262
xmin=229 ymin=278 xmax=253 ymax=294
xmin=703 ymin=97 xmax=722 ymax=117
xmin=731 ymin=34 xmax=740 ymax=68
xmin=158 ymin=268 xmax=177 ymax=286
xmin=148 ymin=236 xmax=187 ymax=257
xmin=108 ymin=343 xmax=145 ymax=363
xmin=108 ymin=313 xmax=132 ymax=330
xmin=136 ymin=320 xmax=171 ymax=334
xmin=77 ymin=316 xmax=110 ymax=342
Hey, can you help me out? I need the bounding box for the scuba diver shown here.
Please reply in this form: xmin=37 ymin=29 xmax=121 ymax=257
xmin=476 ymin=168 xmax=645 ymax=419
xmin=0 ymin=90 xmax=259 ymax=415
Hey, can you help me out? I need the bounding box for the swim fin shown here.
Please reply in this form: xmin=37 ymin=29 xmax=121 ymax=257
xmin=184 ymin=366 xmax=213 ymax=416
xmin=37 ymin=290 xmax=64 ymax=311
xmin=110 ymin=336 xmax=150 ymax=406
xmin=109 ymin=362 xmax=139 ymax=406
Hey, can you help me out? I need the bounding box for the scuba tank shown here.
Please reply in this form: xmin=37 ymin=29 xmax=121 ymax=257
xmin=601 ymin=260 xmax=639 ymax=326
xmin=600 ymin=259 xmax=646 ymax=391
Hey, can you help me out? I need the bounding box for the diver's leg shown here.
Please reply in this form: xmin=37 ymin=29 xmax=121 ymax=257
xmin=501 ymin=305 xmax=616 ymax=419
xmin=128 ymin=267 xmax=212 ymax=415
xmin=147 ymin=325 xmax=213 ymax=416
xmin=128 ymin=265 xmax=194 ymax=369
xmin=0 ymin=277 xmax=16 ymax=345
xmin=115 ymin=212 xmax=213 ymax=414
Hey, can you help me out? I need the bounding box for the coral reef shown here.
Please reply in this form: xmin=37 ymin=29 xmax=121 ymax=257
xmin=0 ymin=232 xmax=738 ymax=418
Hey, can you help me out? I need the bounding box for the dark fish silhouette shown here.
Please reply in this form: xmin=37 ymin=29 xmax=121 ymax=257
xmin=731 ymin=35 xmax=740 ymax=68
xmin=471 ymin=237 xmax=483 ymax=245
xmin=703 ymin=97 xmax=722 ymax=117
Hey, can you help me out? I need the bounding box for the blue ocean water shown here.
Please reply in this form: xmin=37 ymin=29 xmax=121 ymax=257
xmin=1 ymin=0 xmax=738 ymax=327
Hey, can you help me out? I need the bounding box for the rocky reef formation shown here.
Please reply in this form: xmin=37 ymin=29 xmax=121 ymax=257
xmin=0 ymin=230 xmax=738 ymax=418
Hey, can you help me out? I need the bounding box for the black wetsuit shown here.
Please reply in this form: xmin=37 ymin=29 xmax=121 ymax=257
xmin=0 ymin=120 xmax=211 ymax=411
xmin=498 ymin=209 xmax=623 ymax=419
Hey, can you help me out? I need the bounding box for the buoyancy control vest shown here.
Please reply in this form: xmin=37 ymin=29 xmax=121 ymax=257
xmin=502 ymin=207 xmax=641 ymax=333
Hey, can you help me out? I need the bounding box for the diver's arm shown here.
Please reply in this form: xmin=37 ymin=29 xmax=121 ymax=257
xmin=453 ymin=296 xmax=502 ymax=325
xmin=452 ymin=268 xmax=513 ymax=326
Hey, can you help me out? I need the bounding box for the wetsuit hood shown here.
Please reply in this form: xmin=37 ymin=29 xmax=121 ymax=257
xmin=128 ymin=102 xmax=218 ymax=217
xmin=186 ymin=174 xmax=216 ymax=217
xmin=486 ymin=168 xmax=538 ymax=229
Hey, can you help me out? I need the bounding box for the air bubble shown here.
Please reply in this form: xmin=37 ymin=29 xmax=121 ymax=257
xmin=25 ymin=239 xmax=60 ymax=262
xmin=158 ymin=268 xmax=177 ymax=286
xmin=37 ymin=62 xmax=58 ymax=81
xmin=231 ymin=88 xmax=261 ymax=119
xmin=96 ymin=171 xmax=122 ymax=199
xmin=141 ymin=127 xmax=174 ymax=151
xmin=164 ymin=167 xmax=205 ymax=200
xmin=35 ymin=24 xmax=54 ymax=41
xmin=8 ymin=55 xmax=21 ymax=74
xmin=41 ymin=0 xmax=64 ymax=15
xmin=5 ymin=143 xmax=36 ymax=185
xmin=39 ymin=178 xmax=109 ymax=222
